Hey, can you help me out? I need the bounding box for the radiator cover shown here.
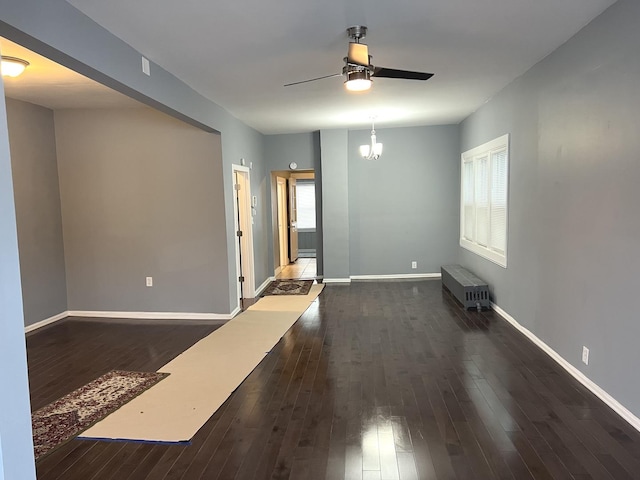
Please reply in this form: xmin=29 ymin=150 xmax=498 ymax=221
xmin=441 ymin=265 xmax=491 ymax=310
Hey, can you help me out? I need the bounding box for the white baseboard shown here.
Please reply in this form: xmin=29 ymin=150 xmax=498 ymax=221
xmin=67 ymin=310 xmax=237 ymax=321
xmin=24 ymin=307 xmax=240 ymax=333
xmin=323 ymin=273 xmax=441 ymax=284
xmin=350 ymin=273 xmax=441 ymax=281
xmin=233 ymin=277 xmax=274 ymax=313
xmin=24 ymin=311 xmax=69 ymax=333
xmin=255 ymin=277 xmax=275 ymax=296
xmin=491 ymin=302 xmax=640 ymax=433
xmin=323 ymin=278 xmax=352 ymax=284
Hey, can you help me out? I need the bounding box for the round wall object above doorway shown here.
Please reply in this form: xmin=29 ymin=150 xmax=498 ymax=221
xmin=289 ymin=162 xmax=298 ymax=170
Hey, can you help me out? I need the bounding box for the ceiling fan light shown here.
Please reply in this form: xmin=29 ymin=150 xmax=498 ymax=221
xmin=1 ymin=56 xmax=29 ymax=77
xmin=344 ymin=69 xmax=372 ymax=92
xmin=359 ymin=145 xmax=371 ymax=157
xmin=346 ymin=78 xmax=372 ymax=91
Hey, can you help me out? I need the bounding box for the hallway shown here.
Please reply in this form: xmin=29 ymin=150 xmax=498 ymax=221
xmin=276 ymin=257 xmax=316 ymax=280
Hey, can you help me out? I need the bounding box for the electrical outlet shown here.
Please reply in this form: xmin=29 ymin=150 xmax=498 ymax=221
xmin=146 ymin=276 xmax=153 ymax=287
xmin=411 ymin=261 xmax=417 ymax=269
xmin=582 ymin=346 xmax=589 ymax=365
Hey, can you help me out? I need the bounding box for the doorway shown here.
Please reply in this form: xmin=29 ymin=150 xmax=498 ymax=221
xmin=233 ymin=165 xmax=255 ymax=307
xmin=272 ymin=171 xmax=317 ymax=280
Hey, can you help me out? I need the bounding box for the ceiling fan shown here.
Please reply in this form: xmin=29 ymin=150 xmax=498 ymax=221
xmin=284 ymin=25 xmax=434 ymax=91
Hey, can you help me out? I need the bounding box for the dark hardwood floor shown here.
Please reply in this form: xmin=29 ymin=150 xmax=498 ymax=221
xmin=28 ymin=281 xmax=640 ymax=479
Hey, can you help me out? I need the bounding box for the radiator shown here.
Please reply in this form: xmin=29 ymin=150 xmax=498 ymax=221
xmin=441 ymin=265 xmax=491 ymax=311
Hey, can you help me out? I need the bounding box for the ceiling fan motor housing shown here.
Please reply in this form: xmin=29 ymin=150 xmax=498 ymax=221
xmin=347 ymin=25 xmax=368 ymax=42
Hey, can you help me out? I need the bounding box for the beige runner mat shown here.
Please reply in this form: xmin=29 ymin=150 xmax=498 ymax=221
xmin=79 ymin=284 xmax=324 ymax=442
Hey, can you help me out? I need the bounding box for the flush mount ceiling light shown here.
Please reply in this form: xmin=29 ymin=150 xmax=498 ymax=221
xmin=1 ymin=56 xmax=30 ymax=77
xmin=360 ymin=118 xmax=383 ymax=160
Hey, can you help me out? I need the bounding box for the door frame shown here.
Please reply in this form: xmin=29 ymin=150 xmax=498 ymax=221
xmin=276 ymin=176 xmax=289 ymax=273
xmin=232 ymin=165 xmax=255 ymax=303
xmin=288 ymin=177 xmax=298 ymax=263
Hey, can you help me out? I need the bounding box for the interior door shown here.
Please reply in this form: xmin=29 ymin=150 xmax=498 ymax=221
xmin=234 ymin=169 xmax=254 ymax=300
xmin=288 ymin=178 xmax=298 ymax=262
xmin=234 ymin=171 xmax=245 ymax=303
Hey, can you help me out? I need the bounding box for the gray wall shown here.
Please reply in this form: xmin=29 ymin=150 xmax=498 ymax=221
xmin=0 ymin=0 xmax=269 ymax=315
xmin=314 ymin=133 xmax=324 ymax=276
xmin=265 ymin=132 xmax=318 ymax=171
xmin=243 ymin=138 xmax=270 ymax=292
xmin=54 ymin=107 xmax=228 ymax=313
xmin=218 ymin=121 xmax=267 ymax=307
xmin=266 ymin=126 xmax=460 ymax=280
xmin=459 ymin=0 xmax=640 ymax=417
xmin=298 ymin=231 xmax=316 ymax=250
xmin=0 ymin=83 xmax=36 ymax=479
xmin=6 ymin=98 xmax=67 ymax=326
xmin=0 ymin=0 xmax=268 ymax=474
xmin=349 ymin=125 xmax=459 ymax=275
xmin=265 ymin=132 xmax=322 ymax=276
xmin=320 ymin=129 xmax=350 ymax=280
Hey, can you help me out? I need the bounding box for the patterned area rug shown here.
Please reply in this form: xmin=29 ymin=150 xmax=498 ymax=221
xmin=262 ymin=279 xmax=314 ymax=296
xmin=32 ymin=370 xmax=169 ymax=460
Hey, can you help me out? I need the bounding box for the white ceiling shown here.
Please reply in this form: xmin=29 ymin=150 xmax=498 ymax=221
xmin=0 ymin=39 xmax=141 ymax=110
xmin=8 ymin=1 xmax=618 ymax=134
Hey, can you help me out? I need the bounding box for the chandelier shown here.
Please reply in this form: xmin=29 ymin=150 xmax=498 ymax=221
xmin=359 ymin=119 xmax=383 ymax=160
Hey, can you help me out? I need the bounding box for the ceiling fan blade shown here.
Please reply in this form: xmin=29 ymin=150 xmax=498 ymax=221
xmin=348 ymin=43 xmax=369 ymax=66
xmin=284 ymin=73 xmax=342 ymax=87
xmin=372 ymin=67 xmax=434 ymax=81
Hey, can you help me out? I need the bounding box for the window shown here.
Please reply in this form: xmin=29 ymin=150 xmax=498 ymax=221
xmin=295 ymin=180 xmax=316 ymax=230
xmin=460 ymin=134 xmax=509 ymax=267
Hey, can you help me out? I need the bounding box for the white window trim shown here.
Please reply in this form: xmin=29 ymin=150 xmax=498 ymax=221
xmin=460 ymin=134 xmax=509 ymax=268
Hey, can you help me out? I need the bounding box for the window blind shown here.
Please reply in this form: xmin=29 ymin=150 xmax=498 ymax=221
xmin=460 ymin=134 xmax=509 ymax=267
xmin=296 ymin=181 xmax=316 ymax=229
